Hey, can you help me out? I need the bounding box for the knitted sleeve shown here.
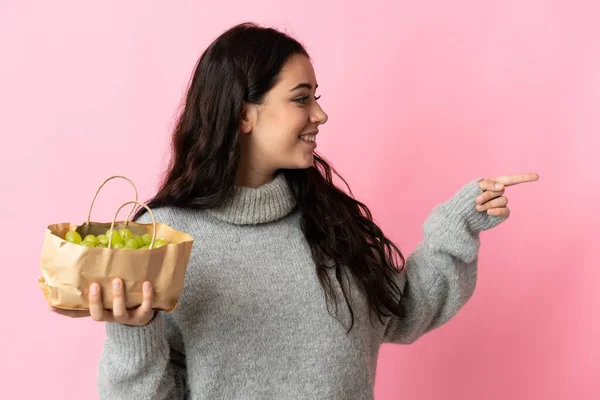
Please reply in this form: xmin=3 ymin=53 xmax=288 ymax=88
xmin=382 ymin=179 xmax=507 ymax=344
xmin=97 ymin=208 xmax=188 ymax=399
xmin=98 ymin=313 xmax=188 ymax=399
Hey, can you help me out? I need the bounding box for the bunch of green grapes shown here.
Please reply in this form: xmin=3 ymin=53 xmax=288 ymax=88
xmin=64 ymin=228 xmax=167 ymax=249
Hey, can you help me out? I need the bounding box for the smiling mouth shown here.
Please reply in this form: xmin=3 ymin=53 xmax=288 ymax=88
xmin=299 ymin=134 xmax=317 ymax=142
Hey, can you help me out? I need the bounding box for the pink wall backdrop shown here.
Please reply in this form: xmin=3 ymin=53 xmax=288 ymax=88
xmin=1 ymin=1 xmax=598 ymax=399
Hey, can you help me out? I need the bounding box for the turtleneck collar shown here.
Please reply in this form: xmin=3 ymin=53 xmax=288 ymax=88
xmin=207 ymin=173 xmax=297 ymax=225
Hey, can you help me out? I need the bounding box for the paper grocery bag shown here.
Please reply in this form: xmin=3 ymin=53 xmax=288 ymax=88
xmin=38 ymin=178 xmax=194 ymax=312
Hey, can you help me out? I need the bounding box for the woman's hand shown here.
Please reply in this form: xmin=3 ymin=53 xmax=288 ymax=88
xmin=476 ymin=173 xmax=540 ymax=218
xmin=49 ymin=279 xmax=155 ymax=326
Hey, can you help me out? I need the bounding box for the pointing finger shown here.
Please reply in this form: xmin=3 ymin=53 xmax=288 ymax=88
xmin=493 ymin=173 xmax=539 ymax=187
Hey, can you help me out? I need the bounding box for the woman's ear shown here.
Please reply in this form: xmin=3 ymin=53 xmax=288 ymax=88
xmin=239 ymin=102 xmax=255 ymax=134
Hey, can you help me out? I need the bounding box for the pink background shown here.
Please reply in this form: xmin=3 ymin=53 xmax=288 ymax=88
xmin=1 ymin=1 xmax=598 ymax=399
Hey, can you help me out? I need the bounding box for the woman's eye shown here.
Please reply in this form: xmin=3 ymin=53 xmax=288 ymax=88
xmin=295 ymin=95 xmax=321 ymax=104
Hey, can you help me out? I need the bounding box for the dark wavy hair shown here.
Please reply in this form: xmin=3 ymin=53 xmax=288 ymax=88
xmin=134 ymin=22 xmax=406 ymax=331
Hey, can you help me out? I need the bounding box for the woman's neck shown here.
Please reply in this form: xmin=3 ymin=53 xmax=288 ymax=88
xmin=234 ymin=164 xmax=276 ymax=188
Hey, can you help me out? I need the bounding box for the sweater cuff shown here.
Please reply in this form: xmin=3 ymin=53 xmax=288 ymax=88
xmin=447 ymin=178 xmax=508 ymax=233
xmin=105 ymin=312 xmax=169 ymax=361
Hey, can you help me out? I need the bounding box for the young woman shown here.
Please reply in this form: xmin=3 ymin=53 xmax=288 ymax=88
xmin=52 ymin=22 xmax=539 ymax=399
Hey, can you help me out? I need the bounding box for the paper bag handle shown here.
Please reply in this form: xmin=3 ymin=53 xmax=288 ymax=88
xmin=85 ymin=176 xmax=138 ymax=226
xmin=108 ymin=200 xmax=157 ymax=249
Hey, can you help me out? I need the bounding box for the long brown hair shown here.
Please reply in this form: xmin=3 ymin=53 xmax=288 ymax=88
xmin=134 ymin=22 xmax=406 ymax=331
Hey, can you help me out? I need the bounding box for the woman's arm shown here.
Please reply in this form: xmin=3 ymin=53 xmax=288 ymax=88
xmin=383 ymin=179 xmax=506 ymax=344
xmin=98 ymin=312 xmax=188 ymax=399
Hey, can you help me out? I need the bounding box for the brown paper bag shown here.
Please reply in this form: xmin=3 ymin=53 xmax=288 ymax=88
xmin=38 ymin=176 xmax=194 ymax=312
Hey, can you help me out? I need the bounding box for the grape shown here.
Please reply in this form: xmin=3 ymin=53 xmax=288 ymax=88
xmin=65 ymin=231 xmax=82 ymax=244
xmin=119 ymin=228 xmax=133 ymax=241
xmin=66 ymin=227 xmax=170 ymax=250
xmin=133 ymin=235 xmax=145 ymax=247
xmin=141 ymin=234 xmax=152 ymax=245
xmin=105 ymin=229 xmax=123 ymax=244
xmin=151 ymin=239 xmax=167 ymax=249
xmin=124 ymin=239 xmax=138 ymax=249
xmin=83 ymin=235 xmax=98 ymax=246
xmin=97 ymin=234 xmax=109 ymax=245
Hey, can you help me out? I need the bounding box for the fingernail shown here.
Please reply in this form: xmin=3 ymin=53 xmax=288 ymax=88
xmin=90 ymin=284 xmax=99 ymax=295
xmin=113 ymin=279 xmax=121 ymax=290
xmin=144 ymin=282 xmax=151 ymax=291
xmin=476 ymin=196 xmax=483 ymax=202
xmin=495 ymin=183 xmax=503 ymax=189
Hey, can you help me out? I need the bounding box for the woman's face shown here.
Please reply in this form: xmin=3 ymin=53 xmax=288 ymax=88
xmin=238 ymin=54 xmax=328 ymax=183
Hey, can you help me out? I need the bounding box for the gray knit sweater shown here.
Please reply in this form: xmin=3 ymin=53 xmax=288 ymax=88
xmin=98 ymin=174 xmax=505 ymax=399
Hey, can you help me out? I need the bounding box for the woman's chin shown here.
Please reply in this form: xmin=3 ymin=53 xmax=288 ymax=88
xmin=286 ymin=155 xmax=314 ymax=170
xmin=299 ymin=153 xmax=315 ymax=168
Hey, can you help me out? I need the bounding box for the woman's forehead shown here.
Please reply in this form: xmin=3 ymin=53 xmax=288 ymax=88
xmin=277 ymin=55 xmax=317 ymax=89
